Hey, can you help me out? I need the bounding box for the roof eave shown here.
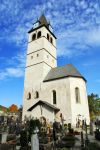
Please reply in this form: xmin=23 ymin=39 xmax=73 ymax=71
xmin=28 ymin=100 xmax=60 ymax=112
xmin=43 ymin=75 xmax=87 ymax=83
xmin=28 ymin=25 xmax=57 ymax=39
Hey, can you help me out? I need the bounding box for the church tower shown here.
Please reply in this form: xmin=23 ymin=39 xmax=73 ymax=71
xmin=23 ymin=15 xmax=57 ymax=119
xmin=25 ymin=15 xmax=57 ymax=84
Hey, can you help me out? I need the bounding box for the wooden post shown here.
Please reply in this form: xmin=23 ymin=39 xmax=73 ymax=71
xmin=81 ymin=131 xmax=84 ymax=147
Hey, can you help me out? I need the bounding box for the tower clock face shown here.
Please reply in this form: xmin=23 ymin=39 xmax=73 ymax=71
xmin=33 ymin=22 xmax=39 ymax=28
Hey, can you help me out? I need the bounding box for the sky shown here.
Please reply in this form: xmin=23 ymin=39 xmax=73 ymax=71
xmin=0 ymin=0 xmax=100 ymax=107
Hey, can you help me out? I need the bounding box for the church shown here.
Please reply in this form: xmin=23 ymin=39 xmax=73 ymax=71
xmin=22 ymin=15 xmax=90 ymax=126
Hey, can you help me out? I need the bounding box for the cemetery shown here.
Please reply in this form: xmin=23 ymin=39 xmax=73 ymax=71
xmin=0 ymin=117 xmax=100 ymax=150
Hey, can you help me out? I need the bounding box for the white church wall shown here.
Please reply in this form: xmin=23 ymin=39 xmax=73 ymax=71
xmin=23 ymin=104 xmax=54 ymax=122
xmin=24 ymin=64 xmax=44 ymax=85
xmin=43 ymin=37 xmax=56 ymax=58
xmin=41 ymin=78 xmax=72 ymax=123
xmin=30 ymin=105 xmax=41 ymax=119
xmin=22 ymin=99 xmax=32 ymax=120
xmin=43 ymin=50 xmax=57 ymax=68
xmin=42 ymin=105 xmax=54 ymax=122
xmin=28 ymin=36 xmax=44 ymax=54
xmin=69 ymin=77 xmax=90 ymax=126
xmin=26 ymin=49 xmax=44 ymax=67
xmin=42 ymin=63 xmax=52 ymax=80
xmin=26 ymin=49 xmax=56 ymax=68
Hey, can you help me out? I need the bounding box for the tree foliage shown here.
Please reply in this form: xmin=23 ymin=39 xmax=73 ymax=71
xmin=88 ymin=93 xmax=100 ymax=120
xmin=18 ymin=105 xmax=23 ymax=112
xmin=9 ymin=104 xmax=18 ymax=112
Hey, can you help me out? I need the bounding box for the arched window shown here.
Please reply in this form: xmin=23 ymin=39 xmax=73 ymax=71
xmin=27 ymin=92 xmax=31 ymax=100
xmin=34 ymin=91 xmax=39 ymax=99
xmin=53 ymin=90 xmax=56 ymax=104
xmin=50 ymin=37 xmax=53 ymax=44
xmin=47 ymin=33 xmax=49 ymax=40
xmin=37 ymin=31 xmax=41 ymax=38
xmin=32 ymin=33 xmax=36 ymax=41
xmin=75 ymin=87 xmax=80 ymax=103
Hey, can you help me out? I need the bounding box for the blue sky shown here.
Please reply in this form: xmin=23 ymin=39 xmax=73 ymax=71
xmin=0 ymin=0 xmax=100 ymax=107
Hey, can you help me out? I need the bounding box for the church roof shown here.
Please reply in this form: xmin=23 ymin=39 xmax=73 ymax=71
xmin=43 ymin=64 xmax=86 ymax=82
xmin=39 ymin=14 xmax=48 ymax=27
xmin=28 ymin=100 xmax=60 ymax=111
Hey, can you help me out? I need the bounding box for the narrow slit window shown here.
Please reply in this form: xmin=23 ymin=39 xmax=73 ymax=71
xmin=53 ymin=90 xmax=56 ymax=104
xmin=37 ymin=54 xmax=39 ymax=57
xmin=75 ymin=87 xmax=80 ymax=103
xmin=27 ymin=92 xmax=31 ymax=100
xmin=35 ymin=91 xmax=39 ymax=99
xmin=50 ymin=37 xmax=53 ymax=44
xmin=47 ymin=33 xmax=49 ymax=40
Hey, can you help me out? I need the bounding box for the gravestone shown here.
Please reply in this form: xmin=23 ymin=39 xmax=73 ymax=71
xmin=90 ymin=121 xmax=94 ymax=135
xmin=31 ymin=133 xmax=39 ymax=150
xmin=0 ymin=132 xmax=7 ymax=143
xmin=0 ymin=133 xmax=2 ymax=143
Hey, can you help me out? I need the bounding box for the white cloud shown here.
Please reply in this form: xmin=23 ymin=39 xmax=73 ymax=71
xmin=80 ymin=0 xmax=88 ymax=9
xmin=57 ymin=47 xmax=72 ymax=57
xmin=0 ymin=0 xmax=100 ymax=58
xmin=6 ymin=68 xmax=24 ymax=77
xmin=87 ymin=27 xmax=100 ymax=46
xmin=82 ymin=62 xmax=97 ymax=67
xmin=47 ymin=1 xmax=52 ymax=9
xmin=56 ymin=25 xmax=100 ymax=57
xmin=0 ymin=50 xmax=25 ymax=80
xmin=0 ymin=67 xmax=24 ymax=80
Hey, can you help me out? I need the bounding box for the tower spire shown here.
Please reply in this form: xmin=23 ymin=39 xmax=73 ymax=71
xmin=39 ymin=14 xmax=48 ymax=27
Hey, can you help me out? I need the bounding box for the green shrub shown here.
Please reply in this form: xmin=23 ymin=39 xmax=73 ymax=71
xmin=64 ymin=124 xmax=67 ymax=127
xmin=68 ymin=128 xmax=74 ymax=134
xmin=68 ymin=123 xmax=71 ymax=129
xmin=88 ymin=142 xmax=100 ymax=150
xmin=28 ymin=118 xmax=41 ymax=135
xmin=62 ymin=135 xmax=78 ymax=141
xmin=20 ymin=130 xmax=28 ymax=147
xmin=28 ymin=118 xmax=41 ymax=142
xmin=83 ymin=142 xmax=100 ymax=150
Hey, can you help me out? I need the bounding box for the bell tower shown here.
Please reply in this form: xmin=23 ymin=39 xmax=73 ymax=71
xmin=25 ymin=15 xmax=57 ymax=85
xmin=23 ymin=15 xmax=57 ymax=119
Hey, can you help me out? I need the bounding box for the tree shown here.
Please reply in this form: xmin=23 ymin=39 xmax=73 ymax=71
xmin=9 ymin=104 xmax=18 ymax=113
xmin=18 ymin=105 xmax=23 ymax=120
xmin=88 ymin=93 xmax=100 ymax=120
xmin=18 ymin=105 xmax=23 ymax=112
